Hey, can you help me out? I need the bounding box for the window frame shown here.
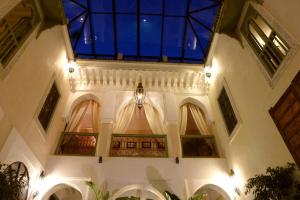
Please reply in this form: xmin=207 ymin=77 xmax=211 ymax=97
xmin=34 ymin=74 xmax=61 ymax=138
xmin=217 ymin=79 xmax=242 ymax=143
xmin=239 ymin=2 xmax=299 ymax=87
xmin=0 ymin=0 xmax=41 ymax=79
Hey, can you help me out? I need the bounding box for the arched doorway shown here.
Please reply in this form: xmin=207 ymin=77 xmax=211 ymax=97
xmin=193 ymin=184 xmax=231 ymax=200
xmin=56 ymin=99 xmax=101 ymax=155
xmin=179 ymin=102 xmax=218 ymax=157
xmin=111 ymin=184 xmax=166 ymax=200
xmin=41 ymin=184 xmax=82 ymax=200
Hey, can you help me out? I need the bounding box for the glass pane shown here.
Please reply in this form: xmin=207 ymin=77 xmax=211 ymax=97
xmin=63 ymin=0 xmax=86 ymax=21
xmin=254 ymin=15 xmax=272 ymax=37
xmin=92 ymin=14 xmax=115 ymax=55
xmin=116 ymin=0 xmax=136 ymax=13
xmin=190 ymin=0 xmax=218 ymax=12
xmin=190 ymin=18 xmax=213 ymax=55
xmin=165 ymin=0 xmax=188 ymax=16
xmin=68 ymin=13 xmax=87 ymax=47
xmin=190 ymin=5 xmax=219 ymax=30
xmin=116 ymin=14 xmax=137 ymax=56
xmin=140 ymin=0 xmax=162 ymax=14
xmin=249 ymin=22 xmax=265 ymax=49
xmin=75 ymin=17 xmax=92 ymax=54
xmin=163 ymin=17 xmax=185 ymax=58
xmin=140 ymin=15 xmax=162 ymax=57
xmin=90 ymin=0 xmax=112 ymax=12
xmin=75 ymin=0 xmax=88 ymax=8
xmin=184 ymin=23 xmax=203 ymax=60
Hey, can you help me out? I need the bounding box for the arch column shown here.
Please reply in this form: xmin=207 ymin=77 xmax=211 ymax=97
xmin=164 ymin=93 xmax=181 ymax=158
xmin=97 ymin=92 xmax=116 ymax=156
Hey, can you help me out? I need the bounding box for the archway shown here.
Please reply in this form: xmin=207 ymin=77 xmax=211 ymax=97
xmin=193 ymin=184 xmax=231 ymax=200
xmin=41 ymin=183 xmax=82 ymax=200
xmin=111 ymin=184 xmax=166 ymax=200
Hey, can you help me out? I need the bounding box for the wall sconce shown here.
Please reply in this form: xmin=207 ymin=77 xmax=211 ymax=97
xmin=98 ymin=156 xmax=103 ymax=163
xmin=134 ymin=82 xmax=145 ymax=109
xmin=68 ymin=60 xmax=76 ymax=74
xmin=204 ymin=66 xmax=212 ymax=78
xmin=39 ymin=171 xmax=45 ymax=179
xmin=230 ymin=169 xmax=241 ymax=196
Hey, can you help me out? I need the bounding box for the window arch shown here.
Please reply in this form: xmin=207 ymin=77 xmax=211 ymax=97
xmin=66 ymin=99 xmax=101 ymax=133
xmin=179 ymin=103 xmax=211 ymax=135
xmin=114 ymin=102 xmax=165 ymax=134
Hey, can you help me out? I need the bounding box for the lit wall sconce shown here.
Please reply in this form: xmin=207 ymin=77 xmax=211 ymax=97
xmin=204 ymin=66 xmax=212 ymax=78
xmin=134 ymin=82 xmax=145 ymax=109
xmin=229 ymin=169 xmax=241 ymax=196
xmin=68 ymin=60 xmax=77 ymax=74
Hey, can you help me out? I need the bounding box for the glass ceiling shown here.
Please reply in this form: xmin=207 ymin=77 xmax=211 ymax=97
xmin=62 ymin=0 xmax=221 ymax=64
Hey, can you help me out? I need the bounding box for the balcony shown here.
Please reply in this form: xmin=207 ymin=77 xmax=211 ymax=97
xmin=110 ymin=134 xmax=168 ymax=157
xmin=55 ymin=132 xmax=98 ymax=156
xmin=181 ymin=135 xmax=219 ymax=158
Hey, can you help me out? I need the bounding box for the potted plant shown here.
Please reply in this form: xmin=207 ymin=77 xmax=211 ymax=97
xmin=245 ymin=163 xmax=300 ymax=200
xmin=85 ymin=181 xmax=110 ymax=200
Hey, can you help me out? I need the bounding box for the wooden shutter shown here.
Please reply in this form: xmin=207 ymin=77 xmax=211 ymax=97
xmin=269 ymin=71 xmax=300 ymax=166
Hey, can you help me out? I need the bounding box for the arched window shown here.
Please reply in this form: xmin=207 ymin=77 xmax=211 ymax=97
xmin=0 ymin=0 xmax=40 ymax=71
xmin=66 ymin=99 xmax=100 ymax=133
xmin=179 ymin=103 xmax=210 ymax=135
xmin=56 ymin=99 xmax=100 ymax=156
xmin=114 ymin=103 xmax=165 ymax=134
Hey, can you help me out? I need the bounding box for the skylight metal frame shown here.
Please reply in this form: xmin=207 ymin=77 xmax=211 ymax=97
xmin=64 ymin=0 xmax=222 ymax=64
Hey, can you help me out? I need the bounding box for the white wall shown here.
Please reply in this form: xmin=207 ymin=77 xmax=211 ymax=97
xmin=0 ymin=0 xmax=71 ymax=166
xmin=207 ymin=1 xmax=300 ymax=199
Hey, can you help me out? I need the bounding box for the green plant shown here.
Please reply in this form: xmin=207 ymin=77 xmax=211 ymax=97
xmin=245 ymin=163 xmax=300 ymax=200
xmin=188 ymin=193 xmax=207 ymax=200
xmin=0 ymin=163 xmax=29 ymax=200
xmin=85 ymin=181 xmax=109 ymax=200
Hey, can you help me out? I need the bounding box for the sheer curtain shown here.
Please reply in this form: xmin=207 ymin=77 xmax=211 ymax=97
xmin=92 ymin=100 xmax=100 ymax=133
xmin=66 ymin=100 xmax=91 ymax=132
xmin=179 ymin=104 xmax=188 ymax=135
xmin=189 ymin=104 xmax=211 ymax=135
xmin=114 ymin=103 xmax=136 ymax=133
xmin=144 ymin=103 xmax=166 ymax=134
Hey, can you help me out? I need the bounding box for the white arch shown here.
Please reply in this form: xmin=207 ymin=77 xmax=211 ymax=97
xmin=111 ymin=184 xmax=165 ymax=200
xmin=66 ymin=93 xmax=101 ymax=121
xmin=40 ymin=183 xmax=82 ymax=200
xmin=179 ymin=97 xmax=211 ymax=122
xmin=193 ymin=184 xmax=231 ymax=200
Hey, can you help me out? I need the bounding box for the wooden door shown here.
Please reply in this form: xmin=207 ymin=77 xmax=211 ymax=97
xmin=269 ymin=71 xmax=300 ymax=166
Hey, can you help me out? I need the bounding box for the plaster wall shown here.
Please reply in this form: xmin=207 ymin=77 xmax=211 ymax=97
xmin=0 ymin=0 xmax=71 ymax=166
xmin=207 ymin=1 xmax=300 ymax=199
xmin=41 ymin=156 xmax=234 ymax=200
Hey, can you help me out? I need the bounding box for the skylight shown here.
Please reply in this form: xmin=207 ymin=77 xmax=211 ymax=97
xmin=62 ymin=0 xmax=221 ymax=64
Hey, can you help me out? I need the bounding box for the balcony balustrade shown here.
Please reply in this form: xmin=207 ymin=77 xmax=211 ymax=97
xmin=110 ymin=134 xmax=168 ymax=157
xmin=181 ymin=135 xmax=219 ymax=158
xmin=56 ymin=132 xmax=98 ymax=156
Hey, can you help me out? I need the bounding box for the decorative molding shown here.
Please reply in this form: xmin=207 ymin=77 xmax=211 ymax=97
xmin=69 ymin=63 xmax=209 ymax=95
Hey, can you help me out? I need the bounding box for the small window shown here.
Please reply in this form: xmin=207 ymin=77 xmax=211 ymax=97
xmin=218 ymin=87 xmax=238 ymax=136
xmin=0 ymin=0 xmax=40 ymax=75
xmin=241 ymin=5 xmax=290 ymax=78
xmin=38 ymin=82 xmax=60 ymax=132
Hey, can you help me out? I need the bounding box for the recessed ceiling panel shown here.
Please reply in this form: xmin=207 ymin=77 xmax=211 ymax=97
xmin=62 ymin=0 xmax=221 ymax=64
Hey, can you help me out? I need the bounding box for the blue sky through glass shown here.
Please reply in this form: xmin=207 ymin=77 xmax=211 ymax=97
xmin=63 ymin=0 xmax=221 ymax=64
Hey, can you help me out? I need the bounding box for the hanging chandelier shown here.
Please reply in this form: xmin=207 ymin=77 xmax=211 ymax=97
xmin=134 ymin=82 xmax=145 ymax=109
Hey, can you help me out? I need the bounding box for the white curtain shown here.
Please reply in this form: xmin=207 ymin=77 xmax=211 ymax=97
xmin=66 ymin=100 xmax=91 ymax=132
xmin=144 ymin=103 xmax=166 ymax=134
xmin=179 ymin=104 xmax=188 ymax=135
xmin=189 ymin=104 xmax=211 ymax=135
xmin=114 ymin=103 xmax=136 ymax=133
xmin=92 ymin=100 xmax=100 ymax=133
